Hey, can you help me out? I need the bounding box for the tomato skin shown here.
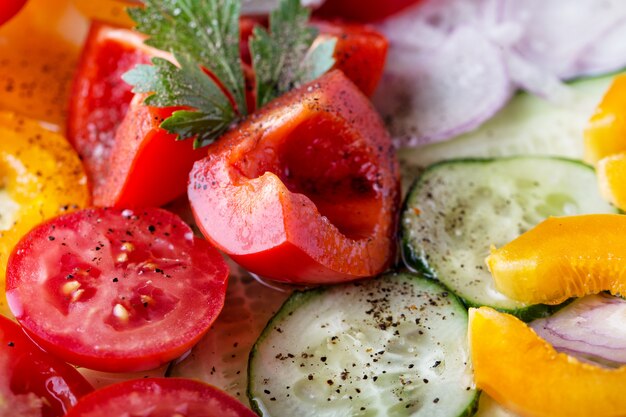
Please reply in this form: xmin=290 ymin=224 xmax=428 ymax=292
xmin=315 ymin=0 xmax=423 ymax=22
xmin=0 ymin=0 xmax=27 ymax=25
xmin=67 ymin=22 xmax=158 ymax=195
xmin=6 ymin=208 xmax=229 ymax=373
xmin=65 ymin=378 xmax=257 ymax=417
xmin=92 ymin=95 xmax=207 ymax=208
xmin=313 ymin=20 xmax=388 ymax=96
xmin=0 ymin=314 xmax=93 ymax=417
xmin=189 ymin=70 xmax=400 ymax=284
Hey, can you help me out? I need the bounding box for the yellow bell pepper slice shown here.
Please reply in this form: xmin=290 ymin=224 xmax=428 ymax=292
xmin=584 ymin=74 xmax=626 ymax=166
xmin=0 ymin=112 xmax=89 ymax=316
xmin=470 ymin=306 xmax=626 ymax=417
xmin=486 ymin=214 xmax=626 ymax=305
xmin=72 ymin=0 xmax=138 ymax=28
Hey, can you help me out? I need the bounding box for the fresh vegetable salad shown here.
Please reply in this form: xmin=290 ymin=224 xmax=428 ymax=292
xmin=2 ymin=0 xmax=626 ymax=416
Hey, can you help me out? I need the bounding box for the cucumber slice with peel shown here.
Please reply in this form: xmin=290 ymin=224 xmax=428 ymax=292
xmin=401 ymin=157 xmax=616 ymax=319
xmin=248 ymin=272 xmax=478 ymax=417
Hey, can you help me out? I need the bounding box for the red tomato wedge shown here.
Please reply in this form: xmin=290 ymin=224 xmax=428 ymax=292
xmin=64 ymin=378 xmax=257 ymax=417
xmin=313 ymin=19 xmax=388 ymax=97
xmin=66 ymin=22 xmax=162 ymax=195
xmin=0 ymin=0 xmax=27 ymax=25
xmin=92 ymin=95 xmax=206 ymax=208
xmin=315 ymin=0 xmax=423 ymax=22
xmin=188 ymin=70 xmax=400 ymax=284
xmin=6 ymin=208 xmax=229 ymax=373
xmin=0 ymin=315 xmax=93 ymax=417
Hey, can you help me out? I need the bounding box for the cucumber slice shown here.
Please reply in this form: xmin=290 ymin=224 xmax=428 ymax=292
xmin=248 ymin=272 xmax=478 ymax=417
xmin=398 ymin=74 xmax=616 ymax=190
xmin=168 ymin=260 xmax=291 ymax=406
xmin=401 ymin=157 xmax=615 ymax=319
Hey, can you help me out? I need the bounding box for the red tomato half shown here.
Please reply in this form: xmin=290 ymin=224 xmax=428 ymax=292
xmin=0 ymin=315 xmax=93 ymax=417
xmin=315 ymin=0 xmax=423 ymax=22
xmin=188 ymin=70 xmax=400 ymax=284
xmin=0 ymin=0 xmax=27 ymax=25
xmin=65 ymin=378 xmax=257 ymax=417
xmin=6 ymin=208 xmax=229 ymax=373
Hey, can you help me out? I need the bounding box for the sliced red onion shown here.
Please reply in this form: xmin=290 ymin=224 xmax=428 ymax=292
xmin=504 ymin=0 xmax=626 ymax=79
xmin=531 ymin=294 xmax=626 ymax=368
xmin=567 ymin=17 xmax=626 ymax=79
xmin=373 ymin=25 xmax=513 ymax=147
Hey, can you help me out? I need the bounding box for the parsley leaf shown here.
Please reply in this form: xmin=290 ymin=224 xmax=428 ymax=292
xmin=123 ymin=54 xmax=235 ymax=148
xmin=123 ymin=0 xmax=336 ymax=147
xmin=250 ymin=0 xmax=336 ymax=108
xmin=128 ymin=0 xmax=247 ymax=115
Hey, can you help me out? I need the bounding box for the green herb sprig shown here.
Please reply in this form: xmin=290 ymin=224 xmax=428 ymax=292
xmin=122 ymin=0 xmax=336 ymax=148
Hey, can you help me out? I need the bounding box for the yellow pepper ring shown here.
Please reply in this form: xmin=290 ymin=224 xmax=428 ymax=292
xmin=0 ymin=112 xmax=90 ymax=317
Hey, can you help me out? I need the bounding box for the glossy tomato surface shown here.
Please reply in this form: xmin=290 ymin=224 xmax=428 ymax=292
xmin=64 ymin=378 xmax=257 ymax=417
xmin=0 ymin=0 xmax=27 ymax=25
xmin=316 ymin=0 xmax=423 ymax=22
xmin=189 ymin=70 xmax=400 ymax=284
xmin=0 ymin=314 xmax=93 ymax=417
xmin=66 ymin=22 xmax=159 ymax=195
xmin=6 ymin=208 xmax=229 ymax=373
xmin=313 ymin=19 xmax=388 ymax=96
xmin=92 ymin=94 xmax=206 ymax=208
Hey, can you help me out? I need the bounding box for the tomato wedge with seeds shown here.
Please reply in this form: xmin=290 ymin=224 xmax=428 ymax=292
xmin=65 ymin=378 xmax=257 ymax=417
xmin=6 ymin=208 xmax=229 ymax=373
xmin=0 ymin=314 xmax=93 ymax=417
xmin=188 ymin=70 xmax=400 ymax=284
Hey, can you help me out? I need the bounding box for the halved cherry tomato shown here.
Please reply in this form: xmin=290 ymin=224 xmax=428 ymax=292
xmin=315 ymin=0 xmax=423 ymax=22
xmin=0 ymin=112 xmax=89 ymax=316
xmin=188 ymin=70 xmax=400 ymax=284
xmin=0 ymin=0 xmax=27 ymax=25
xmin=0 ymin=315 xmax=93 ymax=417
xmin=6 ymin=207 xmax=229 ymax=372
xmin=65 ymin=378 xmax=257 ymax=417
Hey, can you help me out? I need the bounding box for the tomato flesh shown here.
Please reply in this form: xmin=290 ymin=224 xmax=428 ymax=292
xmin=313 ymin=19 xmax=388 ymax=96
xmin=92 ymin=95 xmax=207 ymax=208
xmin=188 ymin=71 xmax=400 ymax=284
xmin=65 ymin=378 xmax=256 ymax=417
xmin=0 ymin=314 xmax=93 ymax=417
xmin=67 ymin=22 xmax=159 ymax=195
xmin=6 ymin=208 xmax=229 ymax=373
xmin=315 ymin=0 xmax=423 ymax=22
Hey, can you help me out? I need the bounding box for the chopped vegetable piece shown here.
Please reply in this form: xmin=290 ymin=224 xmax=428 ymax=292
xmin=71 ymin=0 xmax=138 ymax=28
xmin=6 ymin=208 xmax=229 ymax=372
xmin=189 ymin=70 xmax=400 ymax=284
xmin=584 ymin=74 xmax=626 ymax=165
xmin=249 ymin=272 xmax=478 ymax=417
xmin=531 ymin=294 xmax=626 ymax=368
xmin=312 ymin=19 xmax=388 ymax=97
xmin=315 ymin=0 xmax=422 ymax=22
xmin=597 ymin=152 xmax=626 ymax=211
xmin=0 ymin=112 xmax=89 ymax=316
xmin=0 ymin=314 xmax=93 ymax=417
xmin=67 ymin=22 xmax=164 ymax=194
xmin=92 ymin=94 xmax=206 ymax=208
xmin=0 ymin=0 xmax=27 ymax=25
xmin=64 ymin=378 xmax=257 ymax=417
xmin=401 ymin=157 xmax=614 ymax=318
xmin=486 ymin=214 xmax=626 ymax=305
xmin=470 ymin=306 xmax=626 ymax=417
